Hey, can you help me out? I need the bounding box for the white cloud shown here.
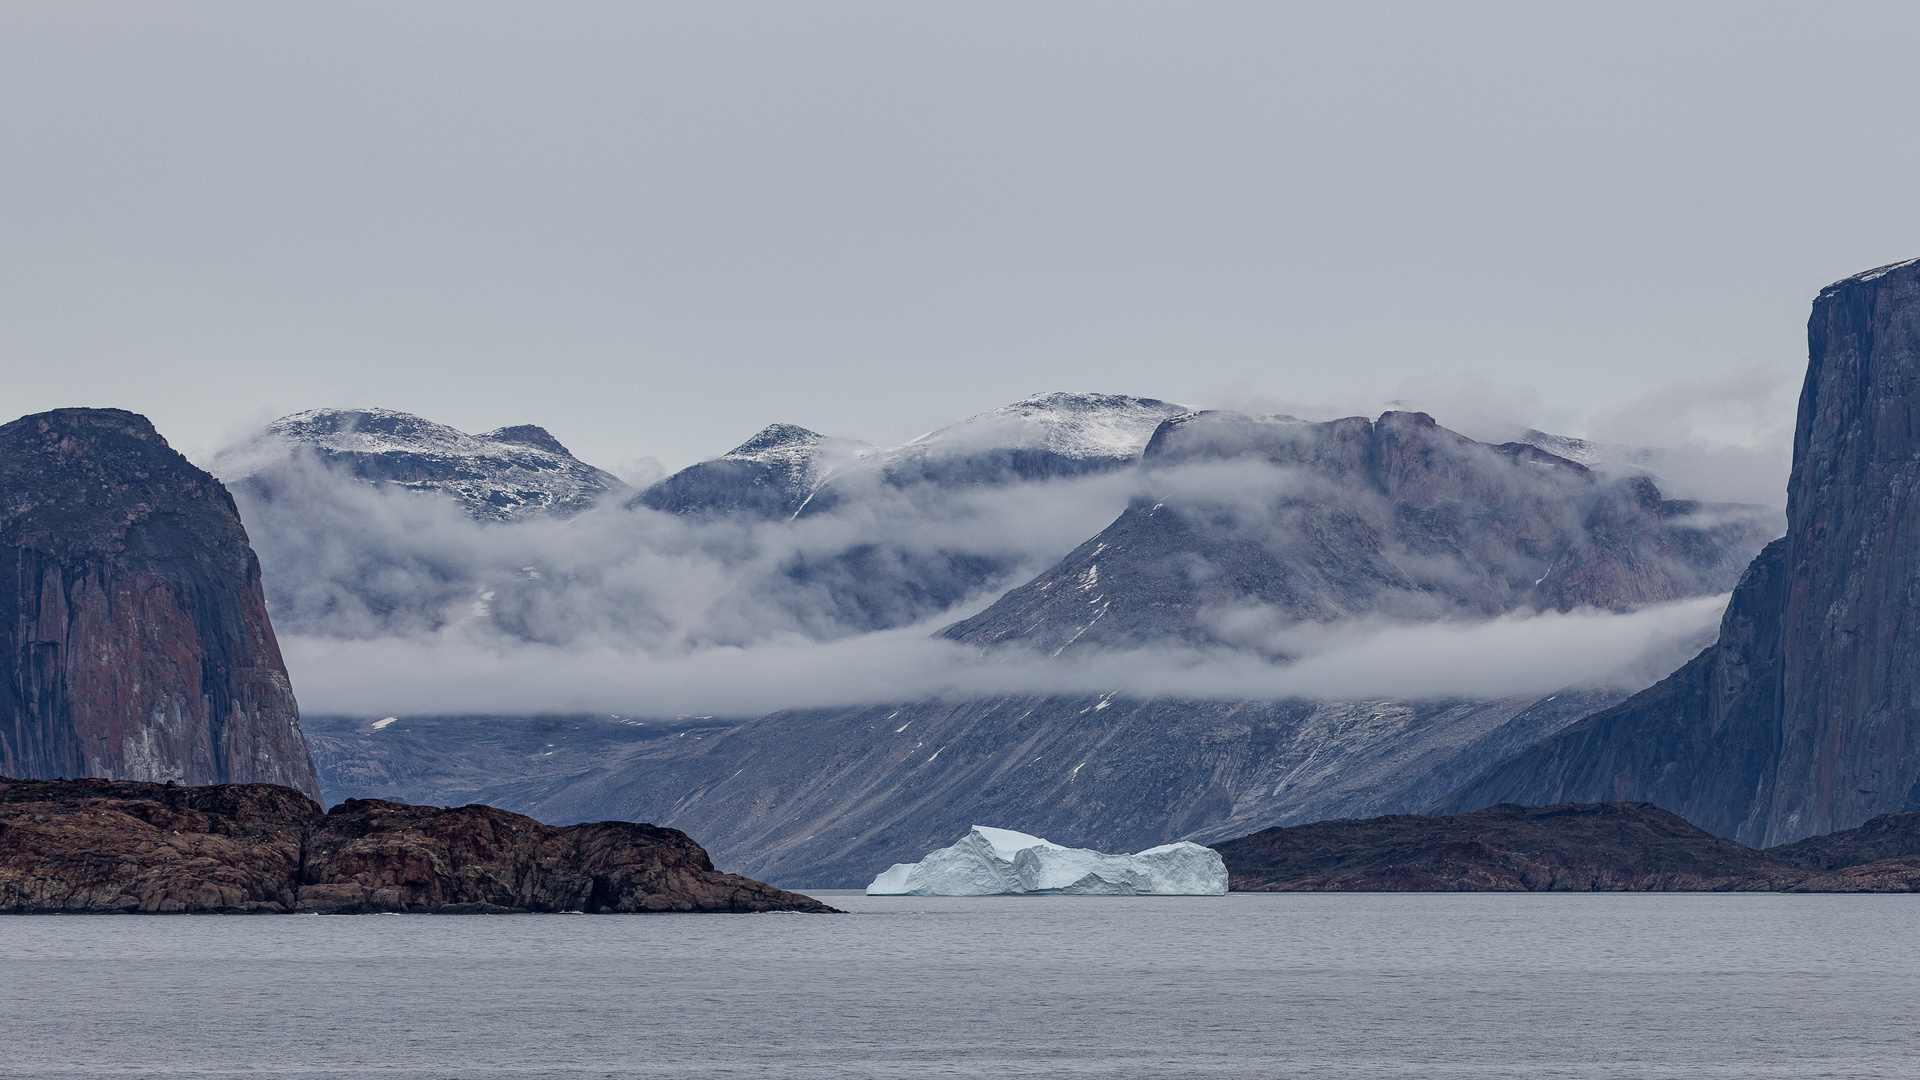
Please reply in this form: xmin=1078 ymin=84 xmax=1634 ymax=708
xmin=284 ymin=593 xmax=1729 ymax=717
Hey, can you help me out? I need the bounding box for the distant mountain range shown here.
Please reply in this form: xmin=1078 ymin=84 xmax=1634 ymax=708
xmin=238 ymin=393 xmax=1777 ymax=888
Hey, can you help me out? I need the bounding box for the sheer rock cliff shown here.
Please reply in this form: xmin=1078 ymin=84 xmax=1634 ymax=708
xmin=0 ymin=409 xmax=320 ymax=800
xmin=1440 ymin=259 xmax=1920 ymax=845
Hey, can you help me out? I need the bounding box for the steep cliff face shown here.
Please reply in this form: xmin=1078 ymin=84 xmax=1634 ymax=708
xmin=943 ymin=409 xmax=1775 ymax=653
xmin=0 ymin=409 xmax=320 ymax=800
xmin=1770 ymin=259 xmax=1920 ymax=839
xmin=1442 ymin=258 xmax=1920 ymax=845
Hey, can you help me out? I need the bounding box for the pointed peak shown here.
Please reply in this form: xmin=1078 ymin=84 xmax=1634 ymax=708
xmin=726 ymin=424 xmax=826 ymax=458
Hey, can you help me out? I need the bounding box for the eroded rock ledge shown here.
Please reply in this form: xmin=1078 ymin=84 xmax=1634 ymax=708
xmin=0 ymin=778 xmax=836 ymax=914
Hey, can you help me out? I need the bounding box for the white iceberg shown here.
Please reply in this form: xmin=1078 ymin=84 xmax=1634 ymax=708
xmin=866 ymin=826 xmax=1227 ymax=896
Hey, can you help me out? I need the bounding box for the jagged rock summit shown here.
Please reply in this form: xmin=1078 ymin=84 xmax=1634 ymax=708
xmin=1441 ymin=258 xmax=1920 ymax=845
xmin=944 ymin=408 xmax=1777 ymax=653
xmin=0 ymin=409 xmax=320 ymax=800
xmin=221 ymin=408 xmax=628 ymax=521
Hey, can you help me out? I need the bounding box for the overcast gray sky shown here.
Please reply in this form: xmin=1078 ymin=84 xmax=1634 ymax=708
xmin=4 ymin=1 xmax=1916 ymax=476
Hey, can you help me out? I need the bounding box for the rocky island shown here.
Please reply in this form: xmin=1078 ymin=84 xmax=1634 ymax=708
xmin=0 ymin=777 xmax=835 ymax=914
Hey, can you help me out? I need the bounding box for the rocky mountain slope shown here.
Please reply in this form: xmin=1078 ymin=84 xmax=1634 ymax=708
xmin=1439 ymin=259 xmax=1920 ymax=846
xmin=860 ymin=391 xmax=1190 ymax=489
xmin=0 ymin=776 xmax=832 ymax=914
xmin=303 ymin=690 xmax=1624 ymax=889
xmin=0 ymin=409 xmax=320 ymax=800
xmin=220 ymin=408 xmax=628 ymax=521
xmin=631 ymin=423 xmax=867 ymax=518
xmin=1217 ymin=801 xmax=1920 ymax=892
xmin=945 ymin=409 xmax=1778 ymax=652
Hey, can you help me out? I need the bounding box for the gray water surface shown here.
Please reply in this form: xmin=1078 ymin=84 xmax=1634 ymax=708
xmin=2 ymin=892 xmax=1916 ymax=1078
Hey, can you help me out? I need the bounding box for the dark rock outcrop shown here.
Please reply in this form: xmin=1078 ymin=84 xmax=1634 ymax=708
xmin=1216 ymin=801 xmax=1920 ymax=892
xmin=1439 ymin=258 xmax=1920 ymax=846
xmin=943 ymin=410 xmax=1776 ymax=653
xmin=0 ymin=777 xmax=835 ymax=914
xmin=1 ymin=409 xmax=320 ymax=800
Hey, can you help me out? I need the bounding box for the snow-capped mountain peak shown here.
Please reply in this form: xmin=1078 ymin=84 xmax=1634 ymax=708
xmin=894 ymin=391 xmax=1190 ymax=464
xmin=218 ymin=408 xmax=628 ymax=521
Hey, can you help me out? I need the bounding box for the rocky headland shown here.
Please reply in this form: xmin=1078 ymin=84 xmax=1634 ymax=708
xmin=0 ymin=777 xmax=835 ymax=914
xmin=1216 ymin=802 xmax=1920 ymax=892
xmin=0 ymin=409 xmax=320 ymax=799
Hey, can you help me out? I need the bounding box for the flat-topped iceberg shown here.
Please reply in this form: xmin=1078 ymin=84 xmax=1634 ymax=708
xmin=866 ymin=826 xmax=1227 ymax=896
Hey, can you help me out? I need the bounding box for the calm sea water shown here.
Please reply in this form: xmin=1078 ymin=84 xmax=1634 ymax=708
xmin=2 ymin=892 xmax=1917 ymax=1078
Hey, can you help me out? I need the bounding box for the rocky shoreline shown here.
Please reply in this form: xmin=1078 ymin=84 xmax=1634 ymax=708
xmin=0 ymin=778 xmax=836 ymax=914
xmin=1217 ymin=802 xmax=1920 ymax=892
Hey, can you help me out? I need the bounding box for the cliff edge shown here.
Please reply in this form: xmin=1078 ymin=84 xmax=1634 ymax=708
xmin=0 ymin=409 xmax=320 ymax=799
xmin=1440 ymin=259 xmax=1920 ymax=845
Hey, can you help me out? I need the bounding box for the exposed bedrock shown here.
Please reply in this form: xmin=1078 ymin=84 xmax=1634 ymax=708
xmin=0 ymin=409 xmax=320 ymax=799
xmin=0 ymin=777 xmax=834 ymax=914
xmin=1441 ymin=259 xmax=1920 ymax=845
xmin=943 ymin=408 xmax=1775 ymax=653
xmin=1217 ymin=802 xmax=1920 ymax=892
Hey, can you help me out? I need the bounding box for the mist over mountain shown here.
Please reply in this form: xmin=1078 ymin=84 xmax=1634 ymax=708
xmin=219 ymin=408 xmax=630 ymax=522
xmin=228 ymin=390 xmax=1782 ymax=887
xmin=633 ymin=393 xmax=1187 ymax=521
xmin=946 ymin=409 xmax=1778 ymax=655
xmin=212 ymin=392 xmax=1772 ymax=718
xmin=216 ymin=394 xmax=1170 ymax=653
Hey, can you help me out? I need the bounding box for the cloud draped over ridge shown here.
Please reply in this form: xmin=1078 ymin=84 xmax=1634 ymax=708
xmin=231 ymin=438 xmax=1753 ymax=717
xmin=283 ymin=593 xmax=1730 ymax=717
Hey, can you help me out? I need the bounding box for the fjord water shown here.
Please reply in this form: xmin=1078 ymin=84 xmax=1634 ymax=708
xmin=4 ymin=894 xmax=1917 ymax=1078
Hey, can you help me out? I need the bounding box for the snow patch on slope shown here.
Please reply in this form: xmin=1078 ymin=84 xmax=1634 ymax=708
xmin=218 ymin=408 xmax=628 ymax=522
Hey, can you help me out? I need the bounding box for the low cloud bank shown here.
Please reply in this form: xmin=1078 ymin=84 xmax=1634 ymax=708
xmin=285 ymin=593 xmax=1729 ymax=717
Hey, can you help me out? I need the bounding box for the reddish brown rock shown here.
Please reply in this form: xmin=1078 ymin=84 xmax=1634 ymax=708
xmin=0 ymin=777 xmax=836 ymax=914
xmin=0 ymin=409 xmax=320 ymax=799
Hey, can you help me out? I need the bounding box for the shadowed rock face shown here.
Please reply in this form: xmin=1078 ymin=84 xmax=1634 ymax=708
xmin=1216 ymin=801 xmax=1920 ymax=892
xmin=0 ymin=778 xmax=835 ymax=914
xmin=631 ymin=423 xmax=836 ymax=519
xmin=943 ymin=410 xmax=1775 ymax=653
xmin=0 ymin=409 xmax=320 ymax=800
xmin=1439 ymin=259 xmax=1920 ymax=846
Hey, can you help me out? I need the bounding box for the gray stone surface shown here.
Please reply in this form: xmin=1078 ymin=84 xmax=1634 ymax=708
xmin=1441 ymin=258 xmax=1920 ymax=846
xmin=946 ymin=409 xmax=1777 ymax=653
